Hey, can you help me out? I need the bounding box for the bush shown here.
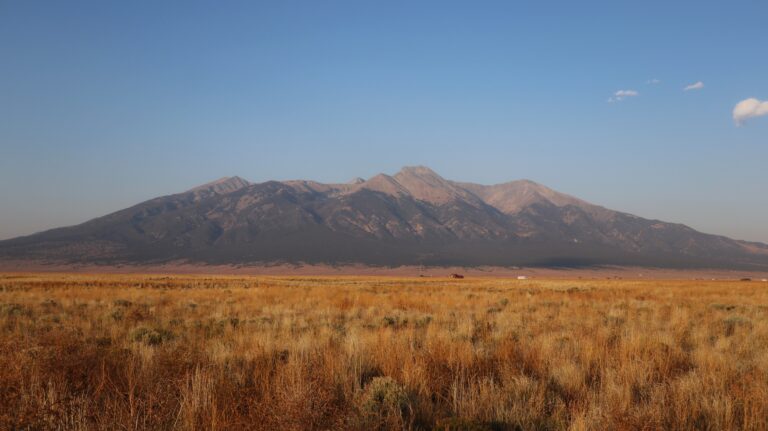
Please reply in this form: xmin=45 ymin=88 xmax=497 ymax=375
xmin=110 ymin=310 xmax=124 ymax=321
xmin=723 ymin=315 xmax=752 ymax=336
xmin=0 ymin=303 xmax=28 ymax=317
xmin=359 ymin=377 xmax=412 ymax=428
xmin=435 ymin=417 xmax=511 ymax=431
xmin=130 ymin=327 xmax=175 ymax=345
xmin=41 ymin=299 xmax=60 ymax=307
xmin=382 ymin=315 xmax=404 ymax=328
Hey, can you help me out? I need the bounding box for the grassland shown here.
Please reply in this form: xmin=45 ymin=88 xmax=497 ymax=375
xmin=0 ymin=273 xmax=766 ymax=430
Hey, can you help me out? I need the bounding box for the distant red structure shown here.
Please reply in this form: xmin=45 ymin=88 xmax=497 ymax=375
xmin=450 ymin=273 xmax=465 ymax=279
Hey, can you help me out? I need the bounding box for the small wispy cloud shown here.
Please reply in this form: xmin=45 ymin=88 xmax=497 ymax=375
xmin=733 ymin=98 xmax=768 ymax=126
xmin=647 ymin=78 xmax=660 ymax=84
xmin=608 ymin=89 xmax=639 ymax=103
xmin=683 ymin=81 xmax=704 ymax=91
xmin=615 ymin=90 xmax=639 ymax=97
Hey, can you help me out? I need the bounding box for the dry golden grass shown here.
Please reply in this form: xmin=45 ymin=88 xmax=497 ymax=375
xmin=1 ymin=273 xmax=767 ymax=430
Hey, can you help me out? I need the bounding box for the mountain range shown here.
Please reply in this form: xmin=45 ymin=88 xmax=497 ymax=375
xmin=2 ymin=166 xmax=767 ymax=269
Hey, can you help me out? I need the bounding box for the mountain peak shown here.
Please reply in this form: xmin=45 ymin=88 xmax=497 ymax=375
xmin=457 ymin=178 xmax=604 ymax=216
xmin=392 ymin=166 xmax=484 ymax=205
xmin=395 ymin=165 xmax=443 ymax=180
xmin=189 ymin=176 xmax=251 ymax=194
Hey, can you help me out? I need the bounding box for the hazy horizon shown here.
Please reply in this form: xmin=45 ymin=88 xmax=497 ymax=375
xmin=2 ymin=1 xmax=767 ymax=243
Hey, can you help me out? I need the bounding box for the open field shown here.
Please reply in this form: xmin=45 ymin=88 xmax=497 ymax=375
xmin=1 ymin=274 xmax=767 ymax=430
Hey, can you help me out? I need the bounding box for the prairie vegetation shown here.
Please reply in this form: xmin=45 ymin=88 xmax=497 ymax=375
xmin=1 ymin=273 xmax=767 ymax=430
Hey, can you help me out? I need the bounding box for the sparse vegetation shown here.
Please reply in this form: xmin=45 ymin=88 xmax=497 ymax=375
xmin=1 ymin=273 xmax=767 ymax=430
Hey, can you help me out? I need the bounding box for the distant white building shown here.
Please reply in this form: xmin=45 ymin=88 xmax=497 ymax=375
xmin=517 ymin=276 xmax=528 ymax=280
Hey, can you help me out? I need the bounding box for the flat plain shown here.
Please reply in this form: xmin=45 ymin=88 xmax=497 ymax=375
xmin=1 ymin=273 xmax=766 ymax=430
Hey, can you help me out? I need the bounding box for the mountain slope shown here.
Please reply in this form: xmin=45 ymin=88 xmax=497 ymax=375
xmin=2 ymin=167 xmax=767 ymax=269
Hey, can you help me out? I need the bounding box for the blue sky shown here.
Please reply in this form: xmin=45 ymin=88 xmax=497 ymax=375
xmin=1 ymin=0 xmax=767 ymax=241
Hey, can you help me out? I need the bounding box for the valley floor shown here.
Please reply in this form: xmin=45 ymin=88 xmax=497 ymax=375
xmin=1 ymin=273 xmax=767 ymax=430
xmin=1 ymin=260 xmax=768 ymax=280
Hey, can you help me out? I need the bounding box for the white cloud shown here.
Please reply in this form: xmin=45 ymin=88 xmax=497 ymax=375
xmin=647 ymin=78 xmax=660 ymax=84
xmin=683 ymin=81 xmax=704 ymax=91
xmin=615 ymin=90 xmax=638 ymax=97
xmin=733 ymin=98 xmax=768 ymax=126
xmin=608 ymin=89 xmax=639 ymax=102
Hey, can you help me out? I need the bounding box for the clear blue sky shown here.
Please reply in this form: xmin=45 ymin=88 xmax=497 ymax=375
xmin=1 ymin=1 xmax=767 ymax=242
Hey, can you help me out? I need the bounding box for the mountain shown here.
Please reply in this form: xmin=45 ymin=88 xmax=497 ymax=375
xmin=2 ymin=166 xmax=768 ymax=269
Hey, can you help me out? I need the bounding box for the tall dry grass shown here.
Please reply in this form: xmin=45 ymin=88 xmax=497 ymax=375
xmin=1 ymin=273 xmax=767 ymax=430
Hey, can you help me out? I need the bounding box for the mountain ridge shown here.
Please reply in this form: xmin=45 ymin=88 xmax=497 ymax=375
xmin=2 ymin=166 xmax=767 ymax=269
